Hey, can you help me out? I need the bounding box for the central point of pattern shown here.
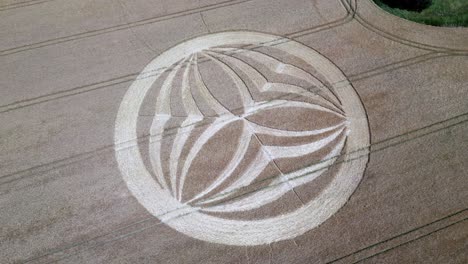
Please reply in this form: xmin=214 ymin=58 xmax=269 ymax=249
xmin=115 ymin=31 xmax=370 ymax=246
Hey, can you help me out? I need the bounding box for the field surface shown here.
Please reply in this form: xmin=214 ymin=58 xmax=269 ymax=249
xmin=1 ymin=0 xmax=467 ymax=263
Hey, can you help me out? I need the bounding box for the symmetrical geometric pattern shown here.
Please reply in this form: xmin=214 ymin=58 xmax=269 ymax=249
xmin=114 ymin=31 xmax=370 ymax=245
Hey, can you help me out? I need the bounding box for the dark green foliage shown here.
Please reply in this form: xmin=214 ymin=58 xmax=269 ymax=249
xmin=373 ymin=0 xmax=468 ymax=27
xmin=380 ymin=0 xmax=432 ymax=12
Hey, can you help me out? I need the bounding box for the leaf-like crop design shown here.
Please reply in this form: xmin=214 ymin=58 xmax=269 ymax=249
xmin=148 ymin=46 xmax=348 ymax=213
xmin=115 ymin=31 xmax=370 ymax=246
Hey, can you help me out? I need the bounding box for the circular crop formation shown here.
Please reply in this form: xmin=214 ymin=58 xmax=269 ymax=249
xmin=114 ymin=32 xmax=370 ymax=245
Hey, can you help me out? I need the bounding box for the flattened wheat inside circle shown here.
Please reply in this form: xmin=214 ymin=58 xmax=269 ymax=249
xmin=114 ymin=31 xmax=370 ymax=246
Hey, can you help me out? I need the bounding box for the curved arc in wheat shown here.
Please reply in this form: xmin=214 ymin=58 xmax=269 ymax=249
xmin=193 ymin=149 xmax=271 ymax=206
xmin=168 ymin=56 xmax=204 ymax=197
xmin=248 ymin=120 xmax=346 ymax=137
xmin=201 ymin=52 xmax=255 ymax=109
xmin=177 ymin=116 xmax=237 ymax=201
xmin=192 ymin=54 xmax=231 ymax=116
xmin=148 ymin=58 xmax=188 ymax=192
xmin=186 ymin=124 xmax=252 ymax=203
xmin=264 ymin=126 xmax=345 ymax=159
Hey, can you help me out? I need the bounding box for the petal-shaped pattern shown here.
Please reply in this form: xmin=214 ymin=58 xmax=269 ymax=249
xmin=194 ymin=149 xmax=271 ymax=206
xmin=192 ymin=54 xmax=231 ymax=116
xmin=187 ymin=124 xmax=252 ymax=203
xmin=116 ymin=31 xmax=370 ymax=246
xmin=207 ymin=50 xmax=342 ymax=113
xmin=201 ymin=52 xmax=255 ymax=110
xmin=147 ymin=46 xmax=349 ymax=213
xmin=264 ymin=127 xmax=345 ymax=159
xmin=177 ymin=116 xmax=237 ymax=200
xmin=200 ymin=130 xmax=347 ymax=213
xmin=189 ymin=101 xmax=347 ymax=209
xmin=212 ymin=47 xmax=342 ymax=110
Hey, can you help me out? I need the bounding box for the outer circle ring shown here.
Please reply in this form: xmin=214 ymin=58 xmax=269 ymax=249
xmin=114 ymin=31 xmax=370 ymax=246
